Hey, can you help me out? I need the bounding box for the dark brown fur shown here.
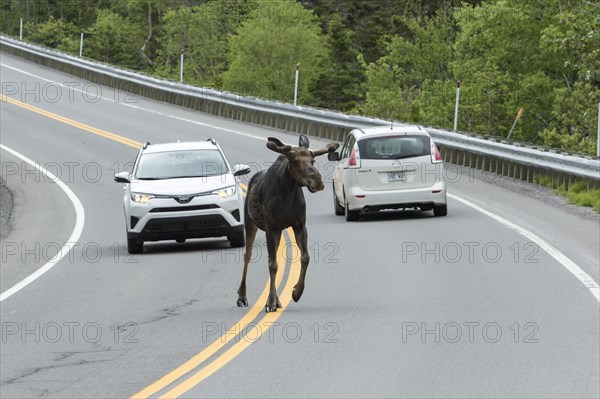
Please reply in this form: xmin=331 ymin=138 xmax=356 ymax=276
xmin=236 ymin=136 xmax=339 ymax=312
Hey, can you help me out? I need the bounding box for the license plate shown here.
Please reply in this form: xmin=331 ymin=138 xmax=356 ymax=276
xmin=388 ymin=171 xmax=406 ymax=182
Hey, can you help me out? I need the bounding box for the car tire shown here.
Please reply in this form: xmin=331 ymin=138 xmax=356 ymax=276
xmin=333 ymin=184 xmax=344 ymax=216
xmin=433 ymin=204 xmax=448 ymax=217
xmin=127 ymin=238 xmax=143 ymax=254
xmin=229 ymin=232 xmax=245 ymax=248
xmin=345 ymin=197 xmax=359 ymax=222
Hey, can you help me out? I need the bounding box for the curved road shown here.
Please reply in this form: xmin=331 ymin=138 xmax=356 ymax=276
xmin=1 ymin=53 xmax=598 ymax=398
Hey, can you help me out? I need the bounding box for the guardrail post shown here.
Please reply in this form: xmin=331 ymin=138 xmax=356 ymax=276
xmin=79 ymin=31 xmax=84 ymax=57
xmin=294 ymin=63 xmax=299 ymax=106
xmin=596 ymin=95 xmax=600 ymax=158
xmin=180 ymin=50 xmax=184 ymax=83
xmin=453 ymin=80 xmax=460 ymax=132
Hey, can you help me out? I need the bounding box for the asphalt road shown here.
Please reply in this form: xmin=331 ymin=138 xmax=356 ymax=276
xmin=1 ymin=52 xmax=598 ymax=398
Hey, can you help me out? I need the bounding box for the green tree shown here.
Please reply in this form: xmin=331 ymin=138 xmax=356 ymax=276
xmin=452 ymin=0 xmax=546 ymax=138
xmin=537 ymin=1 xmax=600 ymax=153
xmin=108 ymin=0 xmax=174 ymax=68
xmin=362 ymin=7 xmax=456 ymax=123
xmin=222 ymin=0 xmax=328 ymax=103
xmin=24 ymin=16 xmax=79 ymax=54
xmin=87 ymin=9 xmax=146 ymax=69
xmin=453 ymin=0 xmax=599 ymax=153
xmin=154 ymin=0 xmax=255 ymax=87
xmin=308 ymin=12 xmax=366 ymax=111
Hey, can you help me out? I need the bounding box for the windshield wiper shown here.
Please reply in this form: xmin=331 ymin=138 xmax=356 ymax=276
xmin=392 ymin=154 xmax=421 ymax=160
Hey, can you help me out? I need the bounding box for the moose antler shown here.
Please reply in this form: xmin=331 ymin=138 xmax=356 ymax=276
xmin=266 ymin=137 xmax=292 ymax=154
xmin=311 ymin=142 xmax=340 ymax=157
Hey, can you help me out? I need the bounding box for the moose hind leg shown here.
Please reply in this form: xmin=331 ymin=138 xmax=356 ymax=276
xmin=237 ymin=222 xmax=258 ymax=307
xmin=265 ymin=229 xmax=282 ymax=312
xmin=292 ymin=224 xmax=310 ymax=302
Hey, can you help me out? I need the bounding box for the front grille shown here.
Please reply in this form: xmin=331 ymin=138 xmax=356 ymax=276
xmin=143 ymin=215 xmax=228 ymax=233
xmin=149 ymin=204 xmax=219 ymax=213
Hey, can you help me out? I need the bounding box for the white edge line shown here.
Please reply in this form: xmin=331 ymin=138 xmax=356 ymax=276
xmin=448 ymin=193 xmax=600 ymax=302
xmin=0 ymin=144 xmax=85 ymax=302
xmin=0 ymin=62 xmax=266 ymax=141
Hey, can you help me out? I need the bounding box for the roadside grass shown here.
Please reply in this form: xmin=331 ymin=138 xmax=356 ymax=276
xmin=534 ymin=176 xmax=600 ymax=213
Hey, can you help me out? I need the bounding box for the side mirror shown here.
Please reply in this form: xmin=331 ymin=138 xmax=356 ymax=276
xmin=114 ymin=171 xmax=130 ymax=183
xmin=233 ymin=164 xmax=251 ymax=177
xmin=299 ymin=134 xmax=310 ymax=148
xmin=328 ymin=152 xmax=340 ymax=162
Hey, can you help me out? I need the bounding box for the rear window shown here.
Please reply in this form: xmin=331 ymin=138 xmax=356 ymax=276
xmin=135 ymin=149 xmax=227 ymax=179
xmin=358 ymin=135 xmax=430 ymax=160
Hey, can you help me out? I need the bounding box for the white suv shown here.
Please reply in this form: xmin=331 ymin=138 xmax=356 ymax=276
xmin=114 ymin=139 xmax=250 ymax=253
xmin=328 ymin=125 xmax=447 ymax=221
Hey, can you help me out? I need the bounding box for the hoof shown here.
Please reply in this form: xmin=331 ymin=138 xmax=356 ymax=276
xmin=265 ymin=305 xmax=278 ymax=313
xmin=237 ymin=298 xmax=248 ymax=307
xmin=292 ymin=287 xmax=303 ymax=303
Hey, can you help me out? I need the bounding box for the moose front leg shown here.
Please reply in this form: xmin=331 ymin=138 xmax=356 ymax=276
xmin=265 ymin=229 xmax=283 ymax=312
xmin=237 ymin=222 xmax=258 ymax=307
xmin=292 ymin=224 xmax=309 ymax=302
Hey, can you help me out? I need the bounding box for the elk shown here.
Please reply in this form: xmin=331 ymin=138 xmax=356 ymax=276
xmin=237 ymin=135 xmax=340 ymax=312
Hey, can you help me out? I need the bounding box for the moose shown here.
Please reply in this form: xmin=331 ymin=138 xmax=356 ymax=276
xmin=237 ymin=135 xmax=340 ymax=312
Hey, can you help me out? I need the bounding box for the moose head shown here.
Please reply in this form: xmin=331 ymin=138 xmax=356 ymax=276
xmin=266 ymin=135 xmax=339 ymax=193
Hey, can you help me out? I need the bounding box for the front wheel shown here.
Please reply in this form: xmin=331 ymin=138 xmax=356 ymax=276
xmin=433 ymin=204 xmax=448 ymax=217
xmin=127 ymin=238 xmax=143 ymax=254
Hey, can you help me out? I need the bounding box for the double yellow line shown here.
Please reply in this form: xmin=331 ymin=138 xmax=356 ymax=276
xmin=1 ymin=94 xmax=141 ymax=148
xmin=140 ymin=233 xmax=300 ymax=398
xmin=2 ymin=93 xmax=301 ymax=398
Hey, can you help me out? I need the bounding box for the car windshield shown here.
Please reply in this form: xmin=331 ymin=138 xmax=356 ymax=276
xmin=135 ymin=149 xmax=228 ymax=180
xmin=358 ymin=135 xmax=430 ymax=160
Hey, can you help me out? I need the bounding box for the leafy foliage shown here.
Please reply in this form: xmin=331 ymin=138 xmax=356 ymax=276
xmin=24 ymin=16 xmax=79 ymax=54
xmin=222 ymin=0 xmax=327 ymax=103
xmin=86 ymin=9 xmax=146 ymax=69
xmin=154 ymin=1 xmax=254 ymax=86
xmin=308 ymin=12 xmax=366 ymax=111
xmin=1 ymin=0 xmax=598 ymax=154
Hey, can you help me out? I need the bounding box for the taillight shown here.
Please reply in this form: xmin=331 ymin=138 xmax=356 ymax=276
xmin=431 ymin=143 xmax=442 ymax=163
xmin=348 ymin=143 xmax=361 ymax=168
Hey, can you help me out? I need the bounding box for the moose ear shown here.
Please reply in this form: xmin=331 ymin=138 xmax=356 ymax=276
xmin=311 ymin=142 xmax=341 ymax=157
xmin=267 ymin=137 xmax=285 ymax=147
xmin=327 ymin=142 xmax=340 ymax=152
xmin=266 ymin=140 xmax=292 ymax=154
xmin=299 ymin=134 xmax=310 ymax=148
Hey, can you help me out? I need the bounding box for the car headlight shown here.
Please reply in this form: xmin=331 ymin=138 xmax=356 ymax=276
xmin=131 ymin=193 xmax=154 ymax=204
xmin=213 ymin=186 xmax=236 ymax=198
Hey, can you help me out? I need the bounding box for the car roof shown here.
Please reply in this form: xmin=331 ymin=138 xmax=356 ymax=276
xmin=352 ymin=125 xmax=430 ymax=138
xmin=142 ymin=141 xmax=218 ymax=154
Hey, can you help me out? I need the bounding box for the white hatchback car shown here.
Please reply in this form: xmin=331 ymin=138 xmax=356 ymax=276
xmin=328 ymin=125 xmax=447 ymax=221
xmin=114 ymin=139 xmax=250 ymax=253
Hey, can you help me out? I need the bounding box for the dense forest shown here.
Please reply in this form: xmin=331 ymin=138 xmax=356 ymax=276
xmin=1 ymin=0 xmax=598 ymax=154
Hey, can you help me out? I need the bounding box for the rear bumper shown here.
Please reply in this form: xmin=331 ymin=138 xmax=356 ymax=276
xmin=345 ymin=181 xmax=447 ymax=211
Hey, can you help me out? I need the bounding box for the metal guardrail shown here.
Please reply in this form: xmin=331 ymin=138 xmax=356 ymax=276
xmin=1 ymin=36 xmax=599 ymax=187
